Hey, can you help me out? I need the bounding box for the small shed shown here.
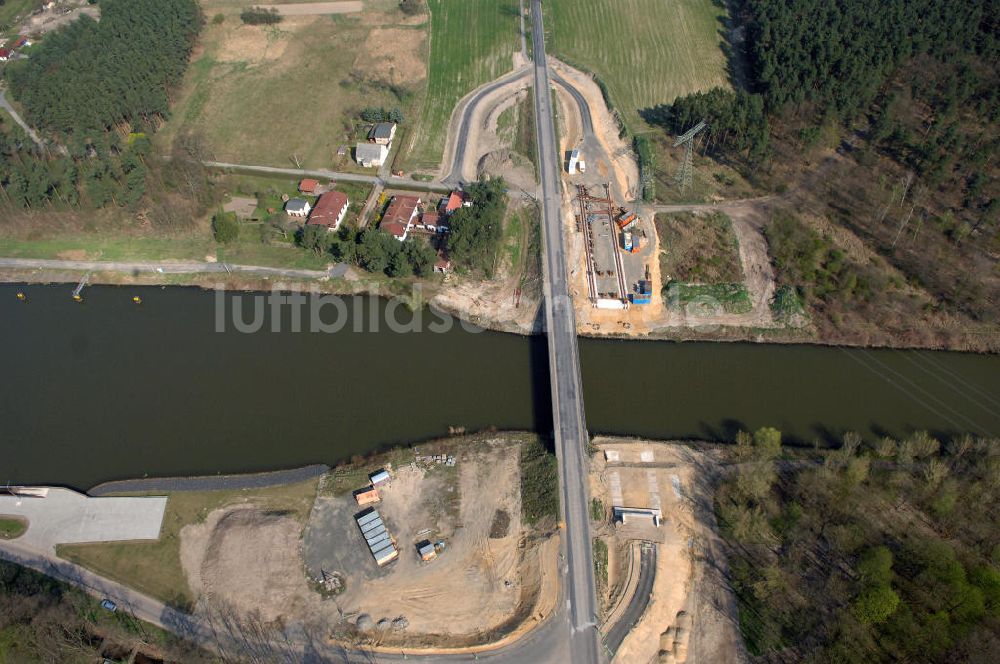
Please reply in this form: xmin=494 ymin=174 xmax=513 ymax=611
xmin=370 ymin=469 xmax=391 ymax=486
xmin=354 ymin=486 xmax=381 ymax=506
xmin=417 ymin=540 xmax=437 ymax=561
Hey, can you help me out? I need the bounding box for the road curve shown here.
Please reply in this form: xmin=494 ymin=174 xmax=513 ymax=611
xmin=529 ymin=1 xmax=602 ymax=663
xmin=603 ymin=544 xmax=656 ymax=657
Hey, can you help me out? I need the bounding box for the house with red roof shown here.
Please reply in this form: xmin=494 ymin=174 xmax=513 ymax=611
xmin=380 ymin=195 xmax=422 ymax=241
xmin=440 ymin=190 xmax=470 ymax=215
xmin=306 ymin=191 xmax=349 ymax=231
xmin=298 ymin=179 xmax=319 ymax=194
xmin=0 ymin=49 xmax=10 ymax=62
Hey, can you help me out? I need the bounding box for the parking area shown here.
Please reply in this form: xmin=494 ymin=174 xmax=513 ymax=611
xmin=0 ymin=488 xmax=166 ymax=552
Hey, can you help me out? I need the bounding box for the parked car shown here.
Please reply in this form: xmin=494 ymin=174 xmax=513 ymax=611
xmin=100 ymin=598 xmax=117 ymax=613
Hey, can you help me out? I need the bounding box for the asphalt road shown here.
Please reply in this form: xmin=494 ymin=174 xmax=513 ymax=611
xmin=603 ymin=544 xmax=657 ymax=657
xmin=529 ymin=2 xmax=602 ymax=663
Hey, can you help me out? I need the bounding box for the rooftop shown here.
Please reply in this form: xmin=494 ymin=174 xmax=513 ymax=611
xmin=307 ymin=191 xmax=349 ymax=227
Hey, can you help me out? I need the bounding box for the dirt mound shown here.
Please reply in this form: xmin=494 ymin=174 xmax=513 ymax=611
xmin=478 ymin=149 xmax=515 ymax=178
xmin=182 ymin=506 xmax=315 ymax=623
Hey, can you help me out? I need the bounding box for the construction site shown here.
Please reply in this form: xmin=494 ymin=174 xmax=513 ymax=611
xmin=589 ymin=439 xmax=747 ymax=664
xmin=299 ymin=436 xmax=559 ymax=647
xmin=573 ymin=184 xmax=656 ymax=312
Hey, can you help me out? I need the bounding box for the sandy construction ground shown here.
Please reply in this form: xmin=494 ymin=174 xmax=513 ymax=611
xmin=177 ymin=438 xmax=557 ymax=648
xmin=590 ymin=439 xmax=747 ymax=664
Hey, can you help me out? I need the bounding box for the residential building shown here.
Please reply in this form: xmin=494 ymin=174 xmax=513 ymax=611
xmin=0 ymin=48 xmax=10 ymax=61
xmin=370 ymin=469 xmax=391 ymax=486
xmin=380 ymin=195 xmax=421 ymax=241
xmin=434 ymin=251 xmax=452 ymax=274
xmin=307 ymin=191 xmax=349 ymax=231
xmin=356 ymin=143 xmax=388 ymax=168
xmin=368 ymin=122 xmax=397 ymax=146
xmin=298 ymin=179 xmax=319 ymax=194
xmin=419 ymin=210 xmax=441 ymax=232
xmin=285 ymin=198 xmax=311 ymax=218
xmin=441 ymin=190 xmax=470 ymax=215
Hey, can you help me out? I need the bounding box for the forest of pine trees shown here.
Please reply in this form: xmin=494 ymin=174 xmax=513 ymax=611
xmin=0 ymin=0 xmax=205 ymax=219
xmin=7 ymin=0 xmax=202 ymax=137
xmin=647 ymin=0 xmax=998 ymax=165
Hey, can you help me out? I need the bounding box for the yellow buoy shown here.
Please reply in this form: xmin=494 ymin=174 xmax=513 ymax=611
xmin=133 ymin=296 xmax=142 ymax=304
xmin=16 ymin=292 xmax=26 ymax=301
xmin=72 ymin=294 xmax=83 ymax=303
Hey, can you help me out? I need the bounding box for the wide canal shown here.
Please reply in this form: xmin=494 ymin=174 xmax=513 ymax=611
xmin=1 ymin=284 xmax=997 ymax=488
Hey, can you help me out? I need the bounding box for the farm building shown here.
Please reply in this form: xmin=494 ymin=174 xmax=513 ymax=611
xmin=368 ymin=122 xmax=397 ymax=146
xmin=356 ymin=143 xmax=388 ymax=168
xmin=307 ymin=191 xmax=349 ymax=231
xmin=0 ymin=48 xmax=10 ymax=61
xmin=298 ymin=179 xmax=319 ymax=194
xmin=370 ymin=469 xmax=391 ymax=486
xmin=354 ymin=486 xmax=380 ymax=506
xmin=285 ymin=198 xmax=311 ymax=218
xmin=380 ymin=196 xmax=421 ymax=241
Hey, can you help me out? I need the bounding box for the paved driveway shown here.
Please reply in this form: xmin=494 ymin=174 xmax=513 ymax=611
xmin=0 ymin=488 xmax=166 ymax=552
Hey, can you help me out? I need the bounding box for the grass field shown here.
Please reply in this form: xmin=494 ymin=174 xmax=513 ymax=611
xmin=0 ymin=0 xmax=33 ymax=35
xmin=57 ymin=480 xmax=319 ymax=610
xmin=545 ymin=0 xmax=730 ymax=133
xmin=159 ymin=0 xmax=427 ymax=168
xmin=0 ymin=230 xmax=333 ymax=270
xmin=0 ymin=517 xmax=27 ymax=539
xmin=402 ymin=0 xmax=521 ymax=170
xmin=657 ymin=211 xmax=751 ymax=313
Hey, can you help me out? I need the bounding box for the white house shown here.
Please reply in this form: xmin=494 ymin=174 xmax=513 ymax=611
xmin=285 ymin=198 xmax=311 ymax=217
xmin=356 ymin=143 xmax=389 ymax=168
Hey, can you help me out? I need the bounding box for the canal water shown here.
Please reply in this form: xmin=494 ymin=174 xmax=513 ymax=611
xmin=1 ymin=284 xmax=998 ymax=489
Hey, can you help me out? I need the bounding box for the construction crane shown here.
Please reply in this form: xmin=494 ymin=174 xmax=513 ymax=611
xmin=673 ymin=120 xmax=707 ymax=191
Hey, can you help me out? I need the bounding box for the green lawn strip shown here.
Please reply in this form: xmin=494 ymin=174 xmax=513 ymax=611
xmin=665 ymin=281 xmax=752 ymax=314
xmin=593 ymin=537 xmax=608 ymax=591
xmin=0 ymin=517 xmax=27 ymax=539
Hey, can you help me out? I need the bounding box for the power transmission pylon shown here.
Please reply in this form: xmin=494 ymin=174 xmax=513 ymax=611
xmin=673 ymin=120 xmax=707 ymax=191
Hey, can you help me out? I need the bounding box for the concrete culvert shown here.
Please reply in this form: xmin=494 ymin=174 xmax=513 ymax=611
xmin=355 ymin=614 xmax=374 ymax=631
xmin=392 ymin=616 xmax=409 ymax=632
xmin=377 ymin=618 xmax=391 ymax=630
